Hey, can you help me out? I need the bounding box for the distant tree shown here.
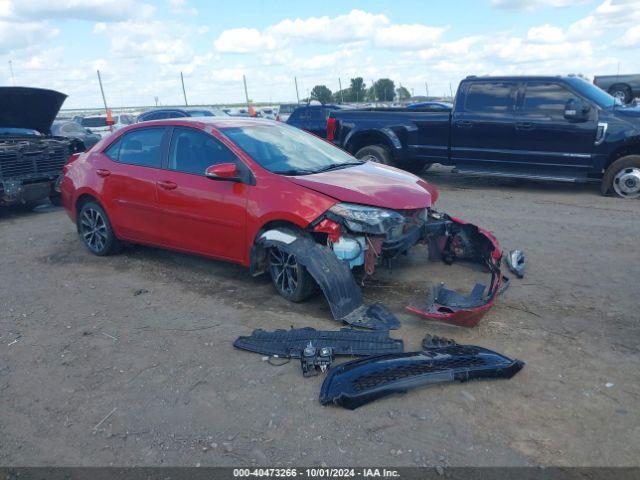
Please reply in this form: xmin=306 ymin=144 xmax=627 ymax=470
xmin=374 ymin=78 xmax=396 ymax=102
xmin=333 ymin=88 xmax=352 ymax=103
xmin=310 ymin=85 xmax=333 ymax=104
xmin=350 ymin=77 xmax=366 ymax=102
xmin=367 ymin=85 xmax=376 ymax=101
xmin=396 ymin=86 xmax=411 ymax=101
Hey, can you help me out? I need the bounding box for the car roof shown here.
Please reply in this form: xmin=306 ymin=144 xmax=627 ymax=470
xmin=123 ymin=116 xmax=278 ymax=130
xmin=462 ymin=75 xmax=569 ymax=82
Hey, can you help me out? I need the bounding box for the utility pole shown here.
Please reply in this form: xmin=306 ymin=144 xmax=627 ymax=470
xmin=8 ymin=60 xmax=15 ymax=86
xmin=425 ymin=82 xmax=429 ymax=98
xmin=338 ymin=78 xmax=344 ymax=103
xmin=243 ymin=74 xmax=250 ymax=106
xmin=180 ymin=71 xmax=188 ymax=106
xmin=294 ymin=76 xmax=300 ymax=103
xmin=154 ymin=96 xmax=159 ymax=107
xmin=449 ymin=83 xmax=454 ymax=100
xmin=96 ymin=70 xmax=108 ymax=113
xmin=371 ymin=79 xmax=376 ymax=102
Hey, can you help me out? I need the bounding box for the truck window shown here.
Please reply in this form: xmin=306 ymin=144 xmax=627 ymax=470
xmin=522 ymin=82 xmax=576 ymax=118
xmin=464 ymin=82 xmax=515 ymax=112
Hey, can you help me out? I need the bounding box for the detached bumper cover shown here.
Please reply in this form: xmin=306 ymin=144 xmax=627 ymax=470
xmin=320 ymin=339 xmax=524 ymax=410
xmin=406 ymin=214 xmax=508 ymax=327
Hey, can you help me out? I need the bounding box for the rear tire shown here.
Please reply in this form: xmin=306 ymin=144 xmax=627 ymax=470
xmin=609 ymin=84 xmax=632 ymax=104
xmin=77 ymin=201 xmax=121 ymax=255
xmin=355 ymin=145 xmax=395 ymax=166
xmin=601 ymin=155 xmax=640 ymax=199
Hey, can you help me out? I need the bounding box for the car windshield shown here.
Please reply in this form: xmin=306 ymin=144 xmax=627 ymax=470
xmin=222 ymin=123 xmax=363 ymax=175
xmin=567 ymin=77 xmax=621 ymax=108
xmin=187 ymin=110 xmax=214 ymax=117
xmin=81 ymin=117 xmax=108 ymax=127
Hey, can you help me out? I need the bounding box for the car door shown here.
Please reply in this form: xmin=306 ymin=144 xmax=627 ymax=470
xmin=451 ymin=81 xmax=518 ymax=167
xmin=306 ymin=107 xmax=327 ymax=137
xmin=513 ymin=81 xmax=597 ymax=169
xmin=155 ymin=126 xmax=249 ymax=262
xmin=97 ymin=127 xmax=169 ymax=244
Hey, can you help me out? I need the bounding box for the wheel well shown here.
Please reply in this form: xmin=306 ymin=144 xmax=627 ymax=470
xmin=605 ymin=144 xmax=640 ymax=171
xmin=75 ymin=194 xmax=99 ymax=214
xmin=346 ymin=131 xmax=394 ymax=156
xmin=609 ymin=83 xmax=631 ymax=93
xmin=249 ymin=220 xmax=308 ymax=276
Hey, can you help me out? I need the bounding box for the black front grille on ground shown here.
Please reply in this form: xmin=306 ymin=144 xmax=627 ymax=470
xmin=0 ymin=142 xmax=69 ymax=179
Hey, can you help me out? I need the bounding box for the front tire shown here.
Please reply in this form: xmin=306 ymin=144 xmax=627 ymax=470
xmin=269 ymin=245 xmax=316 ymax=302
xmin=77 ymin=201 xmax=121 ymax=255
xmin=355 ymin=145 xmax=395 ymax=166
xmin=601 ymin=155 xmax=640 ymax=199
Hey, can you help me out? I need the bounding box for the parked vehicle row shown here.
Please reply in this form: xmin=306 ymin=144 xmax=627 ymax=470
xmin=593 ymin=74 xmax=640 ymax=105
xmin=327 ymin=75 xmax=640 ymax=198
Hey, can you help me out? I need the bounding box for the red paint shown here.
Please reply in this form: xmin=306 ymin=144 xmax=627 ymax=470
xmin=326 ymin=117 xmax=337 ymax=141
xmin=287 ymin=162 xmax=432 ymax=210
xmin=61 ymin=117 xmax=436 ymax=267
xmin=206 ymin=163 xmax=237 ymax=178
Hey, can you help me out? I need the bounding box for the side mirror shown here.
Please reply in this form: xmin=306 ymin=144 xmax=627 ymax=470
xmin=205 ymin=163 xmax=238 ymax=180
xmin=564 ymin=98 xmax=590 ymax=121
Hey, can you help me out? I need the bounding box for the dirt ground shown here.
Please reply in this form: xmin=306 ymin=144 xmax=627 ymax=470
xmin=1 ymin=167 xmax=639 ymax=467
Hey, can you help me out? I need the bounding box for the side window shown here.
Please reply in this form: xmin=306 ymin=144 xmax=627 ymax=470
xmin=104 ymin=139 xmax=121 ymax=161
xmin=522 ymin=83 xmax=576 ymax=118
xmin=309 ymin=108 xmax=323 ymax=122
xmin=114 ymin=128 xmax=165 ymax=168
xmin=168 ymin=127 xmax=238 ymax=175
xmin=465 ymin=82 xmax=515 ymax=113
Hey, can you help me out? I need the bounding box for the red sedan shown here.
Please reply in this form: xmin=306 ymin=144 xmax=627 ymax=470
xmin=61 ymin=117 xmax=504 ymax=326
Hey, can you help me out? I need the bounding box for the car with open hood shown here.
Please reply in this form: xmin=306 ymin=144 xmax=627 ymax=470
xmin=61 ymin=117 xmax=508 ymax=328
xmin=0 ymin=86 xmax=83 ymax=207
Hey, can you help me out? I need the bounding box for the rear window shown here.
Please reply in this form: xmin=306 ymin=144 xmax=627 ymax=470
xmin=279 ymin=105 xmax=296 ymax=114
xmin=187 ymin=110 xmax=214 ymax=117
xmin=464 ymin=82 xmax=515 ymax=112
xmin=81 ymin=117 xmax=108 ymax=128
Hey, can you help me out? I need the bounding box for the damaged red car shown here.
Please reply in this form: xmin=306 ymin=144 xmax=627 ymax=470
xmin=61 ymin=117 xmax=506 ymax=328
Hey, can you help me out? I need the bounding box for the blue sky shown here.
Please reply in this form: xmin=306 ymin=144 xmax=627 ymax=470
xmin=1 ymin=0 xmax=639 ymax=108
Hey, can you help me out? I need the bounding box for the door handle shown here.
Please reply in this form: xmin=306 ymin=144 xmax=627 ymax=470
xmin=96 ymin=169 xmax=111 ymax=177
xmin=157 ymin=180 xmax=178 ymax=190
xmin=455 ymin=120 xmax=473 ymax=128
xmin=516 ymin=122 xmax=534 ymax=130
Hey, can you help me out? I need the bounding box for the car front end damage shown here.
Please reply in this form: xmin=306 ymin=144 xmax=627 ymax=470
xmin=309 ymin=203 xmax=509 ymax=327
xmin=0 ymin=136 xmax=82 ymax=207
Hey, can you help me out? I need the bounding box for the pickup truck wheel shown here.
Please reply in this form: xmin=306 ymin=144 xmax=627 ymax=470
xmin=609 ymin=84 xmax=631 ymax=104
xmin=78 ymin=201 xmax=121 ymax=256
xmin=355 ymin=145 xmax=395 ymax=166
xmin=602 ymin=155 xmax=640 ymax=199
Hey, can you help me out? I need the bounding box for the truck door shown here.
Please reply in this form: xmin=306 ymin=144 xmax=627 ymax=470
xmin=512 ymin=81 xmax=596 ymax=171
xmin=451 ymin=81 xmax=518 ymax=167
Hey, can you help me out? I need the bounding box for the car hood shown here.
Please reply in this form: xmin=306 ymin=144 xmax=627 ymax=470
xmin=0 ymin=87 xmax=67 ymax=134
xmin=285 ymin=162 xmax=433 ymax=209
xmin=613 ymin=105 xmax=640 ymax=119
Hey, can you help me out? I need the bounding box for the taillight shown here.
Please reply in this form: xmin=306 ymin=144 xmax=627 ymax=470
xmin=326 ymin=117 xmax=337 ymax=141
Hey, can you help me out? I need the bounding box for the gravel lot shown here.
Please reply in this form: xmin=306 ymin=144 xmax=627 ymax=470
xmin=1 ymin=167 xmax=638 ymax=467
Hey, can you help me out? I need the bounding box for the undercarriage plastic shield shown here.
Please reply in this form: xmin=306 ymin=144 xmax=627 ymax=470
xmin=233 ymin=327 xmax=404 ymax=358
xmin=320 ymin=340 xmax=524 ymax=409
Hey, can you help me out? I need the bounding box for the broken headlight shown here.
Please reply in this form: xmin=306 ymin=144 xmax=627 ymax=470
xmin=328 ymin=202 xmax=405 ymax=235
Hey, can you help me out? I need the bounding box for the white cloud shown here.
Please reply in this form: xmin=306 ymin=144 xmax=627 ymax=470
xmin=0 ymin=19 xmax=58 ymax=53
xmin=167 ymin=0 xmax=197 ymax=15
xmin=374 ymin=24 xmax=447 ymax=49
xmin=618 ymin=25 xmax=640 ymax=46
xmin=413 ymin=36 xmax=483 ymax=61
xmin=527 ymin=24 xmax=565 ymax=43
xmin=0 ymin=0 xmax=154 ymax=22
xmin=491 ymin=0 xmax=591 ymax=9
xmin=301 ymin=49 xmax=355 ymax=70
xmin=214 ymin=28 xmax=277 ymax=53
xmin=267 ymin=9 xmax=389 ymax=44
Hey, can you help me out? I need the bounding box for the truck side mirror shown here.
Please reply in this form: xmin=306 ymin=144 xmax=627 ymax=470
xmin=564 ymin=98 xmax=590 ymax=121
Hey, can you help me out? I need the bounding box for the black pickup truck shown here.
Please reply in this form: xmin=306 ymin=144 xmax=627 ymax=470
xmin=328 ymin=75 xmax=640 ymax=198
xmin=0 ymin=87 xmax=82 ymax=207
